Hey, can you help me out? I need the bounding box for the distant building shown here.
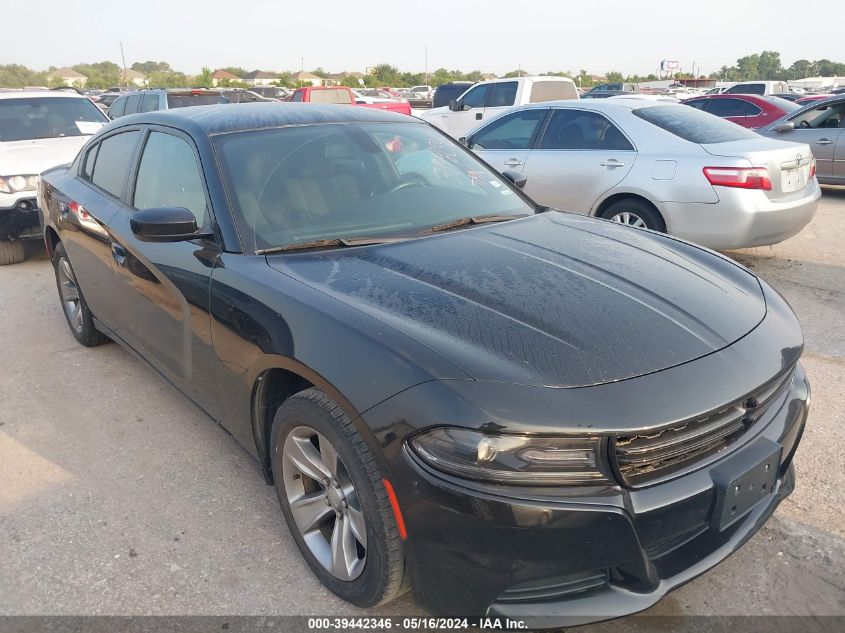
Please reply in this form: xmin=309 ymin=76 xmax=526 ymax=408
xmin=49 ymin=67 xmax=87 ymax=88
xmin=121 ymin=68 xmax=146 ymax=87
xmin=292 ymin=71 xmax=324 ymax=87
xmin=212 ymin=69 xmax=240 ymax=87
xmin=243 ymin=70 xmax=282 ymax=86
xmin=481 ymin=73 xmax=498 ymax=81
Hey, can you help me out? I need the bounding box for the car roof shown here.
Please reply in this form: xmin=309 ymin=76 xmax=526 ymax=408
xmin=0 ymin=90 xmax=90 ymax=100
xmin=514 ymin=98 xmax=672 ymax=113
xmin=111 ymin=102 xmax=416 ymax=136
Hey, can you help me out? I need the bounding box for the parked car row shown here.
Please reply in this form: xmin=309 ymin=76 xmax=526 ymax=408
xmin=34 ymin=102 xmax=811 ymax=628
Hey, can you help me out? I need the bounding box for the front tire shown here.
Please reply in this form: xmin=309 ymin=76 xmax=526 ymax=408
xmin=52 ymin=242 xmax=108 ymax=347
xmin=0 ymin=240 xmax=25 ymax=266
xmin=270 ymin=388 xmax=406 ymax=607
xmin=600 ymin=198 xmax=666 ymax=232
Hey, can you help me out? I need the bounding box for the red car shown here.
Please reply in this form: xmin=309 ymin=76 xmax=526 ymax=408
xmin=796 ymin=94 xmax=833 ymax=105
xmin=684 ymin=94 xmax=800 ymax=129
xmin=290 ymin=86 xmax=411 ymax=116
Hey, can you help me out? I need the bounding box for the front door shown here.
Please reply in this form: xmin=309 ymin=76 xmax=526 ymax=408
xmin=470 ymin=108 xmax=549 ymax=176
xmin=448 ymin=83 xmax=490 ymax=138
xmin=106 ymin=127 xmax=223 ymax=418
xmin=780 ymin=101 xmax=845 ymax=180
xmin=521 ymin=108 xmax=636 ymax=213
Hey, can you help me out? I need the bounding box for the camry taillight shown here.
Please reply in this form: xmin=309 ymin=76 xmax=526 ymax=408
xmin=809 ymin=159 xmax=817 ymax=180
xmin=703 ymin=166 xmax=772 ymax=191
xmin=68 ymin=201 xmax=90 ymax=221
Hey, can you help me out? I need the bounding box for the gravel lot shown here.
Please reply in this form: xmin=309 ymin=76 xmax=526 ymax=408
xmin=1 ymin=190 xmax=843 ymax=624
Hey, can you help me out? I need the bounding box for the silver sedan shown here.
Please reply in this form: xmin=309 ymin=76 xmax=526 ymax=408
xmin=463 ymin=98 xmax=821 ymax=250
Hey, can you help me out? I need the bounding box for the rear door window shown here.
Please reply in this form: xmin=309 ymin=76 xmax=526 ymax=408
xmin=140 ymin=93 xmax=159 ymax=112
xmin=487 ymin=81 xmax=518 ymax=107
xmin=633 ymin=105 xmax=759 ymax=143
xmin=124 ymin=94 xmax=142 ymax=115
xmin=90 ymin=130 xmax=141 ymax=198
xmin=706 ymin=98 xmax=749 ymax=117
xmin=539 ymin=109 xmax=634 ymax=151
xmin=470 ymin=109 xmax=548 ymax=150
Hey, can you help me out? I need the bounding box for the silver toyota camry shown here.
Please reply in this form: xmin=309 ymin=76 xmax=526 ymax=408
xmin=464 ymin=97 xmax=821 ymax=250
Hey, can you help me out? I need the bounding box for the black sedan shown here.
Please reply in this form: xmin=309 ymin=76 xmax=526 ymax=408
xmin=39 ymin=104 xmax=809 ymax=626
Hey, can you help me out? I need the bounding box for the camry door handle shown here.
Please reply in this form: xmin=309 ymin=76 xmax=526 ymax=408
xmin=815 ymin=139 xmax=833 ymax=145
xmin=600 ymin=159 xmax=625 ymax=167
xmin=504 ymin=159 xmax=523 ymax=167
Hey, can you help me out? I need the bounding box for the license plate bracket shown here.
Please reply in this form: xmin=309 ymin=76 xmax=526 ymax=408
xmin=782 ymin=167 xmax=803 ymax=193
xmin=710 ymin=437 xmax=782 ymax=532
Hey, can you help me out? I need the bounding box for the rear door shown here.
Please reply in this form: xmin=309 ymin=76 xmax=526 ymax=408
xmin=775 ymin=101 xmax=845 ymax=180
xmin=521 ymin=108 xmax=636 ymax=212
xmin=469 ymin=108 xmax=549 ymax=174
xmin=834 ymin=122 xmax=845 ymax=183
xmin=106 ymin=127 xmax=223 ymax=417
xmin=61 ymin=128 xmax=142 ymax=328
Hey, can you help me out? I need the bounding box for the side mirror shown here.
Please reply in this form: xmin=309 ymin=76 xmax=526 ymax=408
xmin=449 ymin=99 xmax=460 ymax=111
xmin=130 ymin=207 xmax=206 ymax=242
xmin=458 ymin=136 xmax=468 ymax=147
xmin=501 ymin=169 xmax=527 ymax=190
xmin=773 ymin=121 xmax=795 ymax=133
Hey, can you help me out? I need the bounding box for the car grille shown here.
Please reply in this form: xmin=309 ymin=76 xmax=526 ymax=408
xmin=613 ymin=367 xmax=795 ymax=486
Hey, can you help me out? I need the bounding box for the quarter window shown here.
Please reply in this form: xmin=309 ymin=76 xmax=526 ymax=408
xmin=706 ymin=98 xmax=751 ymax=118
xmin=539 ymin=110 xmax=634 ymax=151
xmin=81 ymin=143 xmax=99 ymax=180
xmin=90 ymin=131 xmax=141 ymax=198
xmin=470 ymin=109 xmax=547 ymax=150
xmin=140 ymin=93 xmax=159 ymax=113
xmin=109 ymin=97 xmax=126 ymax=118
xmin=124 ymin=94 xmax=142 ymax=115
xmin=133 ymin=132 xmax=207 ymax=227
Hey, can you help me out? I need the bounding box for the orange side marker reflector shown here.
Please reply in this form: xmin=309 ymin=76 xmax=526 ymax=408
xmin=383 ymin=478 xmax=407 ymax=540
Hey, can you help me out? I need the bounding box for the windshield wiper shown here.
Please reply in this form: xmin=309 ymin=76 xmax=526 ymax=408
xmin=428 ymin=213 xmax=530 ymax=233
xmin=256 ymin=236 xmax=406 ymax=255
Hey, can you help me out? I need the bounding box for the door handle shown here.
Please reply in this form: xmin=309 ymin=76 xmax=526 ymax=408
xmin=600 ymin=159 xmax=625 ymax=167
xmin=110 ymin=242 xmax=126 ymax=266
xmin=815 ymin=139 xmax=833 ymax=145
xmin=475 ymin=112 xmax=483 ymax=120
xmin=504 ymin=159 xmax=523 ymax=167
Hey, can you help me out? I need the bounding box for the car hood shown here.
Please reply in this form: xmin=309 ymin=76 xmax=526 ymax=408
xmin=268 ymin=212 xmax=766 ymax=388
xmin=0 ymin=136 xmax=90 ymax=175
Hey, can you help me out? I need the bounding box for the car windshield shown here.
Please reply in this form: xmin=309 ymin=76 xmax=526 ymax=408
xmin=633 ymin=105 xmax=760 ymax=144
xmin=0 ymin=97 xmax=107 ymax=142
xmin=214 ymin=121 xmax=534 ymax=251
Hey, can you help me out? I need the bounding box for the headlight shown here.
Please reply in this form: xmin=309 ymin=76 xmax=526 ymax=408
xmin=0 ymin=175 xmax=39 ymax=194
xmin=409 ymin=428 xmax=610 ymax=485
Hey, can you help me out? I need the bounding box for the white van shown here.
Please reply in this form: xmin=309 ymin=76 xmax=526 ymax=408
xmin=420 ymin=76 xmax=579 ymax=138
xmin=724 ymin=81 xmax=789 ymax=95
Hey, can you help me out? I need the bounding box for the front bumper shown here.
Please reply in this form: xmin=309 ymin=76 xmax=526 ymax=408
xmin=662 ymin=180 xmax=821 ymax=250
xmin=0 ymin=196 xmax=42 ymax=241
xmin=384 ymin=365 xmax=808 ymax=627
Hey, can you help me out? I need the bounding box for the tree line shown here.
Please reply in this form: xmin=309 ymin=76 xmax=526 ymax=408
xmin=1 ymin=51 xmax=843 ymax=90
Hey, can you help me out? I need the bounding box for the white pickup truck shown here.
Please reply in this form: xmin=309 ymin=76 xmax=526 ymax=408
xmin=419 ymin=76 xmax=578 ymax=138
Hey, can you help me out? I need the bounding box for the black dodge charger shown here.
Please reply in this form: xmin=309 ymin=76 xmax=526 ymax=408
xmin=38 ymin=103 xmax=809 ymax=626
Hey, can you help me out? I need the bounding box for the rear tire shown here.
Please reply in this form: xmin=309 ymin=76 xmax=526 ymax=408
xmin=0 ymin=240 xmax=25 ymax=266
xmin=600 ymin=198 xmax=666 ymax=232
xmin=270 ymin=388 xmax=406 ymax=608
xmin=52 ymin=242 xmax=109 ymax=347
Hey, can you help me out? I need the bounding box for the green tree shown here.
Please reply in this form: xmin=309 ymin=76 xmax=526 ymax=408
xmin=0 ymin=64 xmax=50 ymax=88
xmin=72 ymin=61 xmax=121 ymax=88
xmin=131 ymin=61 xmax=172 ymax=75
xmin=195 ymin=67 xmax=213 ymax=88
xmin=221 ymin=67 xmax=248 ymax=78
xmin=605 ymin=71 xmax=625 ymax=83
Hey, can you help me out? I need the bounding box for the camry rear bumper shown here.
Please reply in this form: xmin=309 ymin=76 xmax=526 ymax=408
xmin=383 ymin=364 xmax=808 ymax=627
xmin=662 ymin=181 xmax=820 ymax=250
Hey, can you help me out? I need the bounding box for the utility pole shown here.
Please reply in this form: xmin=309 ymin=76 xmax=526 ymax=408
xmin=119 ymin=41 xmax=127 ymax=88
xmin=425 ymin=45 xmax=429 ymax=86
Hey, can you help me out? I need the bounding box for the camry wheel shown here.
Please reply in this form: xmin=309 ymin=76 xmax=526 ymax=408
xmin=601 ymin=198 xmax=666 ymax=232
xmin=270 ymin=388 xmax=406 ymax=607
xmin=52 ymin=242 xmax=109 ymax=347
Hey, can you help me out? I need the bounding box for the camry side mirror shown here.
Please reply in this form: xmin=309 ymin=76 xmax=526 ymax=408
xmin=773 ymin=121 xmax=795 ymax=133
xmin=501 ymin=169 xmax=527 ymax=190
xmin=130 ymin=207 xmax=209 ymax=242
xmin=458 ymin=136 xmax=468 ymax=147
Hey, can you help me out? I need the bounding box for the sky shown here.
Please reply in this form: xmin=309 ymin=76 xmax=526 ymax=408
xmin=7 ymin=0 xmax=843 ymax=77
